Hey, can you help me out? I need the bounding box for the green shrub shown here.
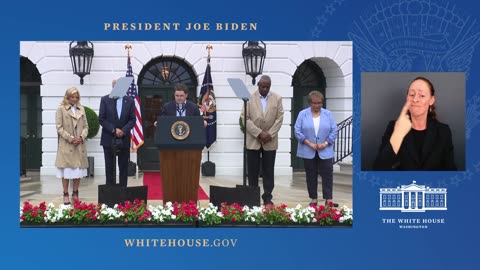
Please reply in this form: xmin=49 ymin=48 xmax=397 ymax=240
xmin=84 ymin=106 xmax=99 ymax=139
xmin=239 ymin=115 xmax=245 ymax=134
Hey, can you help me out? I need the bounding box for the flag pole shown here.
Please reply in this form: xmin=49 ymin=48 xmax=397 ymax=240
xmin=125 ymin=44 xmax=134 ymax=152
xmin=125 ymin=44 xmax=132 ymax=57
xmin=205 ymin=45 xmax=212 ymax=161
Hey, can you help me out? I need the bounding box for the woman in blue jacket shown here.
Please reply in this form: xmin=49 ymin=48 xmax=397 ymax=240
xmin=294 ymin=91 xmax=337 ymax=207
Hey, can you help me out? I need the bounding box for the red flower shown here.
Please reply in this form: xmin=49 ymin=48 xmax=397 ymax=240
xmin=22 ymin=201 xmax=33 ymax=211
xmin=39 ymin=202 xmax=47 ymax=211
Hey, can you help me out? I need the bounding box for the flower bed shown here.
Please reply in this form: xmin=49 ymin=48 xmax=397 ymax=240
xmin=20 ymin=200 xmax=352 ymax=227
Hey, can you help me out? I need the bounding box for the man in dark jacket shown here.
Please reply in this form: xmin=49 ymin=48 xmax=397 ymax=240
xmin=99 ymin=80 xmax=136 ymax=187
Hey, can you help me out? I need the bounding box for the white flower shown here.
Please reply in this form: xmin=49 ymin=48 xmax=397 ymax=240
xmin=19 ymin=201 xmax=353 ymax=226
xmin=59 ymin=204 xmax=71 ymax=210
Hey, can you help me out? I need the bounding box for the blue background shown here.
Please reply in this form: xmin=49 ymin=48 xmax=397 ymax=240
xmin=4 ymin=0 xmax=480 ymax=269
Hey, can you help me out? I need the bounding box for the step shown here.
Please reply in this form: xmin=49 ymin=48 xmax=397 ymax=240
xmin=20 ymin=177 xmax=35 ymax=183
xmin=338 ymin=161 xmax=352 ymax=173
xmin=20 ymin=181 xmax=41 ymax=191
xmin=20 ymin=190 xmax=38 ymax=199
xmin=332 ymin=171 xmax=352 ymax=187
xmin=293 ymin=171 xmax=352 ymax=187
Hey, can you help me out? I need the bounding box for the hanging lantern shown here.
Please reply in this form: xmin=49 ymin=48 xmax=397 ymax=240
xmin=69 ymin=41 xmax=94 ymax=85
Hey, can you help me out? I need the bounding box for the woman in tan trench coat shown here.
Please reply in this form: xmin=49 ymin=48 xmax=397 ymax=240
xmin=55 ymin=87 xmax=88 ymax=205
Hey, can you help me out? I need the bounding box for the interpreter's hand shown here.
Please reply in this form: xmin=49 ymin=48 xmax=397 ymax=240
xmin=389 ymin=101 xmax=411 ymax=154
xmin=154 ymin=121 xmax=158 ymax=127
xmin=392 ymin=101 xmax=412 ymax=139
xmin=204 ymin=120 xmax=208 ymax=128
xmin=115 ymin=128 xmax=124 ymax=138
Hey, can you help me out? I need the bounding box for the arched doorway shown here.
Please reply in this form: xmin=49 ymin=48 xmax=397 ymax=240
xmin=291 ymin=59 xmax=326 ymax=171
xmin=20 ymin=56 xmax=42 ymax=174
xmin=137 ymin=56 xmax=198 ymax=171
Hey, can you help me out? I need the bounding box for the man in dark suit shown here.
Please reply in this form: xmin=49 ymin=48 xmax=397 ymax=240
xmin=99 ymin=80 xmax=136 ymax=187
xmin=161 ymin=83 xmax=201 ymax=117
xmin=154 ymin=83 xmax=206 ymax=126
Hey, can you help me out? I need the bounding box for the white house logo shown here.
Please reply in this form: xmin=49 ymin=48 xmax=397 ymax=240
xmin=379 ymin=180 xmax=447 ymax=212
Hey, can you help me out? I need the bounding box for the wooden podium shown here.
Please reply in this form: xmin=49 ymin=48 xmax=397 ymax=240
xmin=155 ymin=116 xmax=205 ymax=204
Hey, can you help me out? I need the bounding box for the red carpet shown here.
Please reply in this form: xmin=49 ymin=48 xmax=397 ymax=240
xmin=143 ymin=172 xmax=209 ymax=200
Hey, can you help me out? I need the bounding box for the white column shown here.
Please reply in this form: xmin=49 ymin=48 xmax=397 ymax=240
xmin=408 ymin=192 xmax=411 ymax=209
xmin=380 ymin=192 xmax=382 ymax=208
xmin=444 ymin=192 xmax=447 ymax=208
xmin=421 ymin=192 xmax=424 ymax=209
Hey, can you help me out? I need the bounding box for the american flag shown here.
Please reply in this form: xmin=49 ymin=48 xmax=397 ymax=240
xmin=126 ymin=55 xmax=144 ymax=151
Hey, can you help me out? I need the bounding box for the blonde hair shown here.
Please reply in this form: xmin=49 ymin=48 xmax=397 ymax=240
xmin=61 ymin=87 xmax=81 ymax=106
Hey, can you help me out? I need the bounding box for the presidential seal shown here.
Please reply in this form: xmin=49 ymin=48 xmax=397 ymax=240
xmin=171 ymin=120 xmax=190 ymax=140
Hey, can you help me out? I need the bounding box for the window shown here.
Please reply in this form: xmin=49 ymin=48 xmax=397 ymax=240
xmin=138 ymin=56 xmax=197 ymax=86
xmin=418 ymin=192 xmax=423 ymax=208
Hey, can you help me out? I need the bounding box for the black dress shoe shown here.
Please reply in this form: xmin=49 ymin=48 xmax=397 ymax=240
xmin=63 ymin=192 xmax=71 ymax=205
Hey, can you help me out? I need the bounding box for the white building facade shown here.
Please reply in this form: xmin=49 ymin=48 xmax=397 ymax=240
xmin=20 ymin=41 xmax=352 ymax=179
xmin=379 ymin=181 xmax=447 ymax=212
